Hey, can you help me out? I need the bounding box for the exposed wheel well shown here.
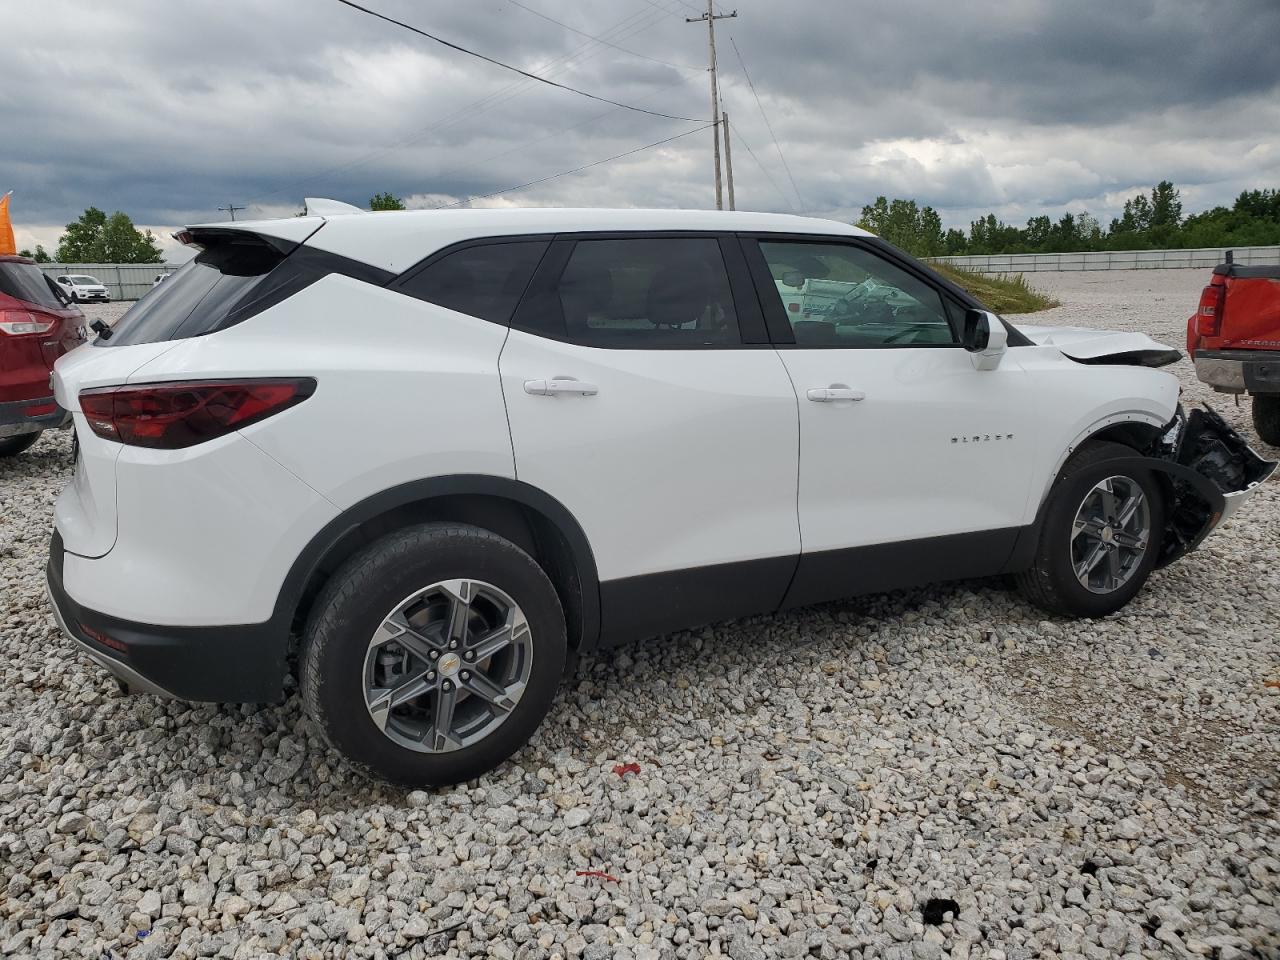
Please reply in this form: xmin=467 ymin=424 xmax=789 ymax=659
xmin=1080 ymin=420 xmax=1163 ymax=454
xmin=290 ymin=493 xmax=590 ymax=654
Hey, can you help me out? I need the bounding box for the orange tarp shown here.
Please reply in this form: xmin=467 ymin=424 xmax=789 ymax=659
xmin=0 ymin=193 xmax=15 ymax=255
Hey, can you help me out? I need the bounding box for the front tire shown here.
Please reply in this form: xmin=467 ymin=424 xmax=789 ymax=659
xmin=0 ymin=432 xmax=41 ymax=458
xmin=1016 ymin=441 xmax=1164 ymax=617
xmin=1253 ymin=395 xmax=1280 ymax=447
xmin=301 ymin=522 xmax=566 ymax=786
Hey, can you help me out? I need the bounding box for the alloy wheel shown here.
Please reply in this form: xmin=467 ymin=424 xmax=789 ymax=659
xmin=363 ymin=579 xmax=533 ymax=753
xmin=1070 ymin=475 xmax=1151 ymax=594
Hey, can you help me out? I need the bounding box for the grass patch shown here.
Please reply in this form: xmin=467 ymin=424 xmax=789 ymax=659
xmin=932 ymin=262 xmax=1060 ymax=314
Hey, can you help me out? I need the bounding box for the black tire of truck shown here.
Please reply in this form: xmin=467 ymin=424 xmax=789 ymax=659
xmin=1252 ymin=395 xmax=1280 ymax=447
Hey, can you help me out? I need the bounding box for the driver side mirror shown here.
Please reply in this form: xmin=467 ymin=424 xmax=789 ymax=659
xmin=963 ymin=309 xmax=1008 ymax=371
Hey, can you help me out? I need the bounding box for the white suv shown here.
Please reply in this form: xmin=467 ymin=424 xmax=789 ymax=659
xmin=46 ymin=205 xmax=1273 ymax=785
xmin=56 ymin=274 xmax=111 ymax=303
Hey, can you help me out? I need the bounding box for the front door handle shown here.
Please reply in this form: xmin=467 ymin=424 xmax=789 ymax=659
xmin=806 ymin=385 xmax=865 ymax=403
xmin=524 ymin=378 xmax=599 ymax=397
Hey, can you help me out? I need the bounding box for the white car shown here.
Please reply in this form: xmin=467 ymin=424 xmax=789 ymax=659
xmin=56 ymin=274 xmax=111 ymax=303
xmin=46 ymin=204 xmax=1274 ymax=785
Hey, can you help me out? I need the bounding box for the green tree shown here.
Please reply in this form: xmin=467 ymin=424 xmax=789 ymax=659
xmin=856 ymin=196 xmax=945 ymax=257
xmin=56 ymin=208 xmax=162 ymax=263
xmin=370 ymin=192 xmax=406 ymax=211
xmin=1024 ymin=216 xmax=1052 ymax=250
xmin=1076 ymin=212 xmax=1103 ymax=249
xmin=967 ymin=214 xmax=1022 ymax=255
xmin=17 ymin=244 xmax=51 ymax=262
xmin=942 ymin=228 xmax=967 ymax=255
xmin=1149 ymin=180 xmax=1182 ymax=229
xmin=1234 ymin=189 xmax=1280 ymax=222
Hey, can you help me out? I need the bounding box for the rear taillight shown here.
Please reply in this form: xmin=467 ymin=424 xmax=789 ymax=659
xmin=78 ymin=378 xmax=315 ymax=449
xmin=1195 ymin=279 xmax=1226 ymax=337
xmin=0 ymin=309 xmax=57 ymax=335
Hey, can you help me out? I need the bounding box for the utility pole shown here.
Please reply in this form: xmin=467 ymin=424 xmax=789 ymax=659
xmin=687 ymin=1 xmax=737 ymax=210
xmin=722 ymin=111 xmax=736 ymax=210
xmin=218 ymin=203 xmax=246 ymax=222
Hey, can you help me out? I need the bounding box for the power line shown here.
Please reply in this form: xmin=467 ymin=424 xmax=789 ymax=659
xmin=729 ymin=36 xmax=805 ymax=211
xmin=246 ymin=6 xmax=679 ymax=207
xmin=505 ymin=0 xmax=702 ymax=73
xmin=639 ymin=0 xmax=714 ymax=16
xmin=437 ymin=123 xmax=714 ymax=207
xmin=333 ymin=0 xmax=707 ymax=122
xmin=425 ymin=75 xmax=691 ymax=191
xmin=729 ymin=126 xmax=795 ymax=211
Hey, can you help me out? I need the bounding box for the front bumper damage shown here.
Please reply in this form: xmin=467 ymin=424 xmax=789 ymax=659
xmin=1140 ymin=405 xmax=1276 ymax=566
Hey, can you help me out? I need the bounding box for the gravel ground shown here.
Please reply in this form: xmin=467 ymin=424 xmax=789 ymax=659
xmin=2 ymin=278 xmax=1278 ymax=960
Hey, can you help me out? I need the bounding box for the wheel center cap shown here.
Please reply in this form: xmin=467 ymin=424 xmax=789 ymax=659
xmin=438 ymin=652 xmax=461 ymax=677
xmin=1101 ymin=526 xmax=1116 ymax=544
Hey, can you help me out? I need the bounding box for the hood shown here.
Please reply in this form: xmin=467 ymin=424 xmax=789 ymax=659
xmin=1016 ymin=324 xmax=1182 ymax=367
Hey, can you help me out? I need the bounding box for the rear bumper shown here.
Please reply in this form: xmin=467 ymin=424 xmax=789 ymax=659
xmin=0 ymin=396 xmax=70 ymax=438
xmin=1194 ymin=350 xmax=1280 ymax=395
xmin=46 ymin=530 xmax=289 ymax=703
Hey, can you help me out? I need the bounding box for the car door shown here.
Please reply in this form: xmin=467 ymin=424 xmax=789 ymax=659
xmin=741 ymin=236 xmax=1041 ymax=607
xmin=499 ymin=233 xmax=801 ymax=645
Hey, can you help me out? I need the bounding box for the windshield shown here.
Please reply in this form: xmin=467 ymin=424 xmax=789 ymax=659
xmin=68 ymin=276 xmax=101 ymax=284
xmin=0 ymin=262 xmax=65 ymax=310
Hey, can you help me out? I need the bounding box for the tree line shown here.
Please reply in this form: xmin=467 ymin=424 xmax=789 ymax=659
xmin=18 ymin=196 xmax=408 ymax=263
xmin=857 ymin=183 xmax=1280 ymax=259
xmin=23 ymin=185 xmax=1278 ymax=265
xmin=19 ymin=207 xmax=164 ymax=264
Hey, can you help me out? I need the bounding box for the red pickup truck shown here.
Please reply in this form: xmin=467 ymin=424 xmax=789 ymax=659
xmin=1187 ymin=257 xmax=1280 ymax=446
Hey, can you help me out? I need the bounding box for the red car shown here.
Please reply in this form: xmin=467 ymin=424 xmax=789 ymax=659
xmin=0 ymin=254 xmax=86 ymax=457
xmin=1188 ymin=256 xmax=1280 ymax=446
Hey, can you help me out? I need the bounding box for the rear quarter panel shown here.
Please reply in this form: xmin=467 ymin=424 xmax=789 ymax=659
xmin=122 ymin=274 xmax=517 ymax=510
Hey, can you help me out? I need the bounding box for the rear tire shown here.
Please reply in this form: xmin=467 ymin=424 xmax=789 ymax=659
xmin=1253 ymin=395 xmax=1280 ymax=447
xmin=1015 ymin=441 xmax=1164 ymax=618
xmin=302 ymin=522 xmax=566 ymax=786
xmin=0 ymin=432 xmax=41 ymax=458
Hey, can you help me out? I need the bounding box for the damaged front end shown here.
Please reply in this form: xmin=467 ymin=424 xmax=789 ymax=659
xmin=1141 ymin=405 xmax=1276 ymax=566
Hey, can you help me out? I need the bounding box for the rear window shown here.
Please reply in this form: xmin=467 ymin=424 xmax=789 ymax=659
xmin=0 ymin=262 xmax=65 ymax=310
xmin=104 ymin=237 xmax=287 ymax=347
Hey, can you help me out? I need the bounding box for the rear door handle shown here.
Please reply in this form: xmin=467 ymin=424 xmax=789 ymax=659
xmin=524 ymin=378 xmax=599 ymax=397
xmin=806 ymin=385 xmax=865 ymax=402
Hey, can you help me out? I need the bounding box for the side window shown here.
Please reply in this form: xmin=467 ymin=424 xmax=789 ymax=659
xmin=398 ymin=240 xmax=549 ymax=324
xmin=757 ymin=241 xmax=957 ymax=347
xmin=552 ymin=238 xmax=740 ymax=347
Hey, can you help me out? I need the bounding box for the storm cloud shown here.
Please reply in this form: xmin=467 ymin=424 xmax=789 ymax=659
xmin=3 ymin=0 xmax=1278 ymax=258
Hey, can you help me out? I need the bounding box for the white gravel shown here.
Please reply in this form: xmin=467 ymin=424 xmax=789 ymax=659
xmin=2 ymin=278 xmax=1278 ymax=959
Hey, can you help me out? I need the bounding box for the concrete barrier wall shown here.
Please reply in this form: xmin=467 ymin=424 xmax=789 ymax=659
xmin=37 ymin=263 xmax=177 ymax=302
xmin=929 ymin=245 xmax=1280 ymax=274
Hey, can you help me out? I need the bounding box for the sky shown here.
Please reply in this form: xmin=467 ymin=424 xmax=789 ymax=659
xmin=3 ymin=0 xmax=1278 ymax=262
